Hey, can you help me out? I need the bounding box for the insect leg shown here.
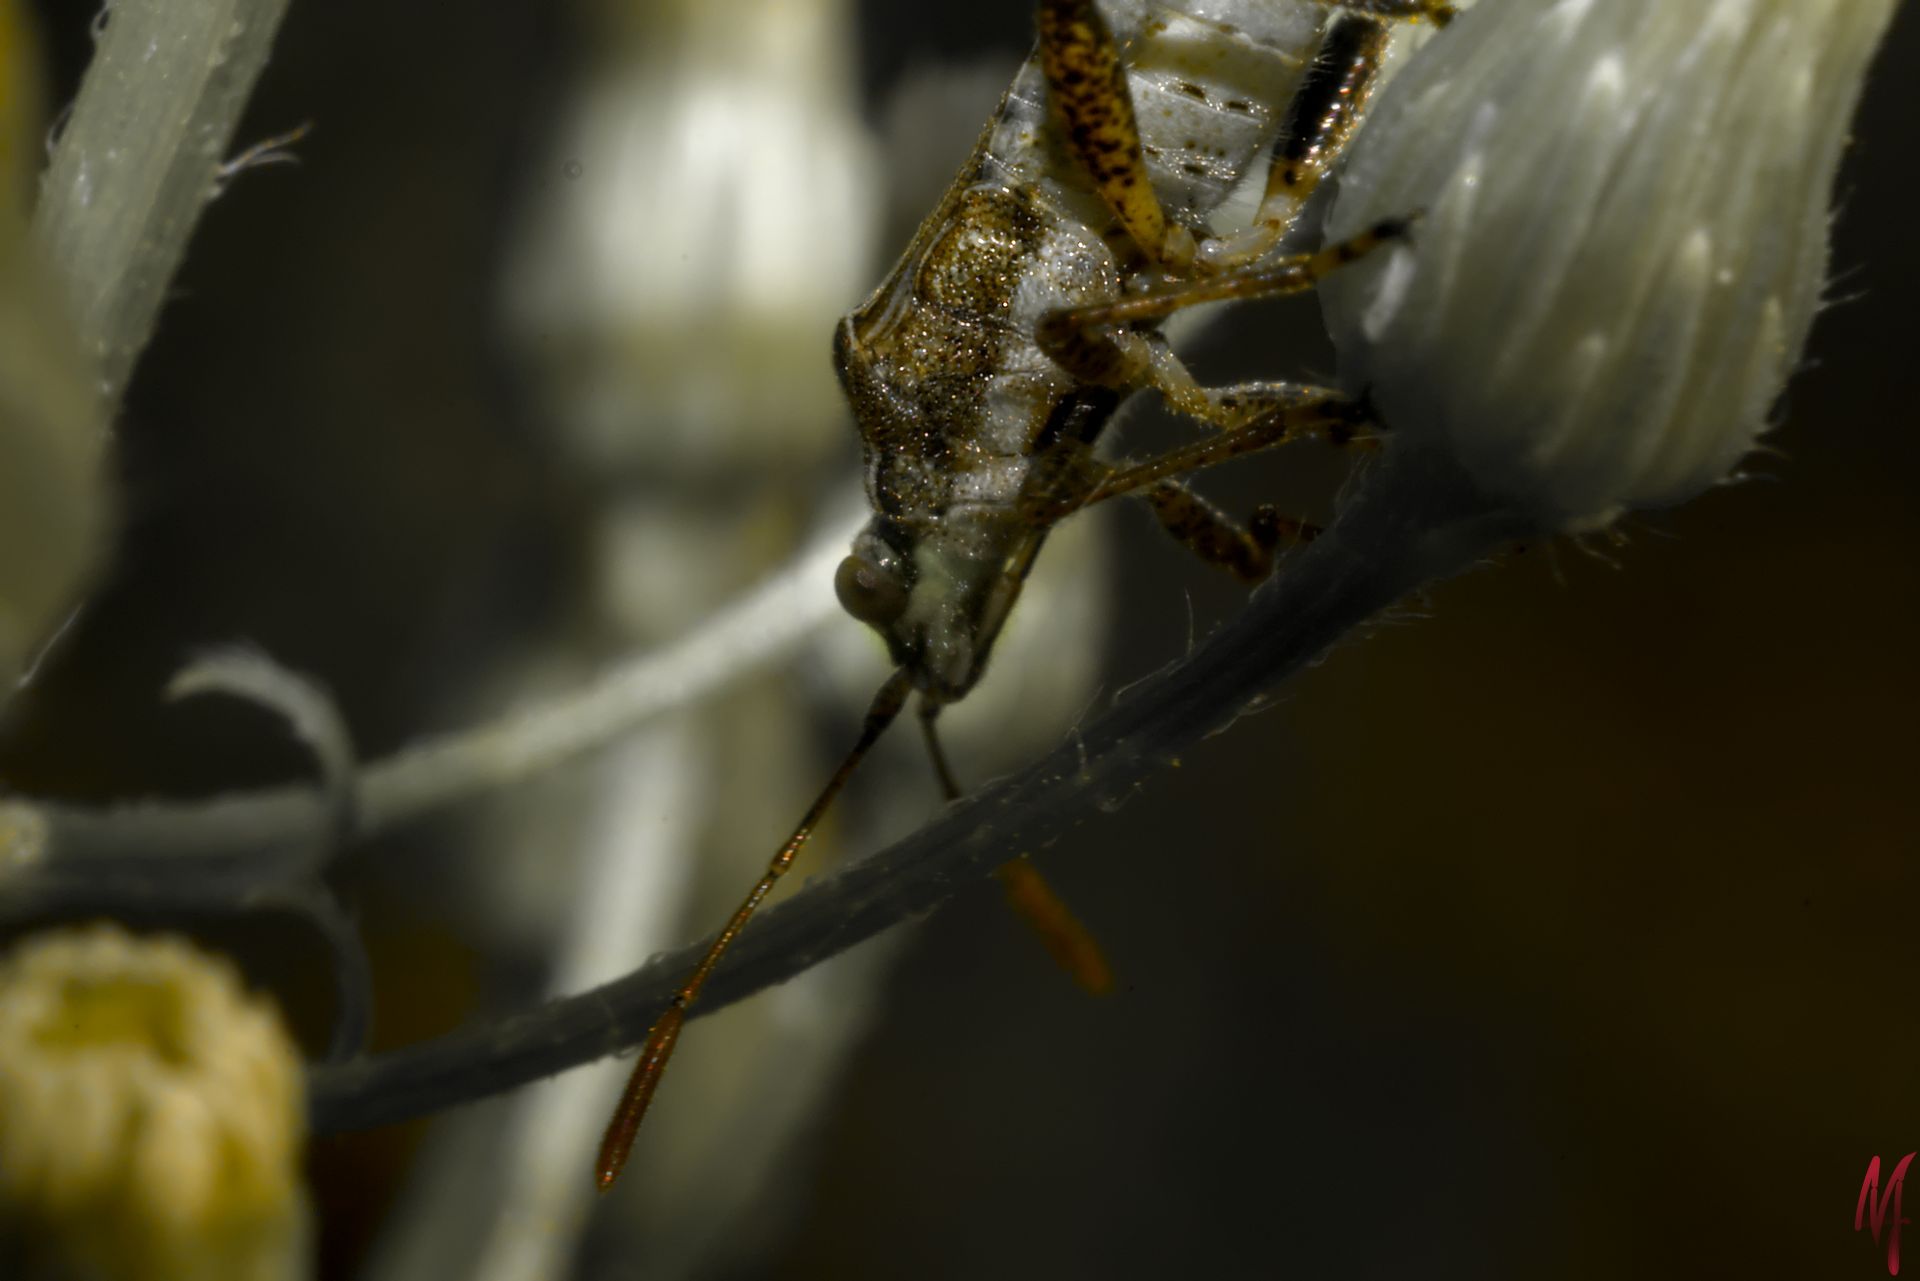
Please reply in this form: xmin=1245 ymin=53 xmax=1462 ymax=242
xmin=996 ymin=855 xmax=1115 ymax=995
xmin=1038 ymin=217 xmax=1412 ymax=423
xmin=917 ymin=699 xmax=965 ymax=803
xmin=1198 ymin=16 xmax=1396 ymax=271
xmin=1132 ymin=337 xmax=1362 ymax=430
xmin=920 ymin=702 xmax=1114 ymax=996
xmin=1040 ymin=396 xmax=1357 ymax=579
xmin=1307 ymin=0 xmax=1455 ymax=24
xmin=1089 ymin=390 xmax=1370 ymax=504
xmin=1137 ymin=480 xmax=1318 ymax=583
xmin=1037 ymin=0 xmax=1194 ymax=269
xmin=595 ymin=667 xmax=915 ymax=1191
xmin=1044 ymin=215 xmax=1412 ymax=357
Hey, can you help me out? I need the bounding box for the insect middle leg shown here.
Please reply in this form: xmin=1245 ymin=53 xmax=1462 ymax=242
xmin=1091 ymin=387 xmax=1372 ymax=492
xmin=1023 ymin=390 xmax=1361 ymax=580
xmin=1037 ymin=218 xmax=1412 ymax=429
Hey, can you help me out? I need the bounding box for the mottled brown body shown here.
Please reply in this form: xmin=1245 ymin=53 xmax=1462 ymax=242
xmin=599 ymin=0 xmax=1455 ymax=1191
xmin=831 ymin=1 xmax=1449 ymax=704
xmin=833 ymin=150 xmax=1127 ymax=700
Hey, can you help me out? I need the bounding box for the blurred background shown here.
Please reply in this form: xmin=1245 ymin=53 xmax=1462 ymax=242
xmin=3 ymin=0 xmax=1917 ymax=1277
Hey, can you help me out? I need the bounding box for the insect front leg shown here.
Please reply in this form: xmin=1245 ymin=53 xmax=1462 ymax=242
xmin=1094 ymin=394 xmax=1360 ymax=579
xmin=1137 ymin=479 xmax=1318 ymax=583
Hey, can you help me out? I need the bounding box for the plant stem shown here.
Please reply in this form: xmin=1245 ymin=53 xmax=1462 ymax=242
xmin=32 ymin=0 xmax=294 ymax=407
xmin=307 ymin=445 xmax=1530 ymax=1134
xmin=0 ymin=510 xmax=858 ymax=874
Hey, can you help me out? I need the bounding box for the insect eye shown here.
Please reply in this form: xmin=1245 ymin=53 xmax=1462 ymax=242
xmin=834 ymin=552 xmax=911 ymax=626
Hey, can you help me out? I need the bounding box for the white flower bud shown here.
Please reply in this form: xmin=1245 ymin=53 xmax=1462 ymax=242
xmin=1320 ymin=0 xmax=1897 ymax=530
xmin=504 ymin=0 xmax=879 ymax=475
xmin=0 ymin=925 xmax=308 ymax=1281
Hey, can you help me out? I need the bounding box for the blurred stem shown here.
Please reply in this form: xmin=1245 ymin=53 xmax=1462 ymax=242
xmin=308 ymin=445 xmax=1533 ymax=1134
xmin=32 ymin=0 xmax=292 ymax=407
xmin=1 ymin=509 xmax=858 ymax=872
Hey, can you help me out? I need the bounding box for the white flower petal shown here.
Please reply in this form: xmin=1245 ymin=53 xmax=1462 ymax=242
xmin=1322 ymin=0 xmax=1897 ymax=529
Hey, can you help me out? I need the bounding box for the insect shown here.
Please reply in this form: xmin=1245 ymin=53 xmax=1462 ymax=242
xmin=596 ymin=0 xmax=1454 ymax=1188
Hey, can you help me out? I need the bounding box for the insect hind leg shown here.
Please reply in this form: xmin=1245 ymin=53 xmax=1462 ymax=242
xmin=1037 ymin=0 xmax=1195 ymax=270
xmin=1198 ymin=15 xmax=1397 ymax=271
xmin=1201 ymin=5 xmax=1454 ymax=271
xmin=1038 ymin=0 xmax=1448 ymax=277
xmin=1315 ymin=0 xmax=1455 ymax=25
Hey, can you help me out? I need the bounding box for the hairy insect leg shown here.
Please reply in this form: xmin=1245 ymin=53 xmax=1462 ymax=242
xmin=1045 ymin=215 xmax=1412 ymax=360
xmin=920 ymin=703 xmax=1114 ymax=996
xmin=1308 ymin=0 xmax=1455 ymax=24
xmin=1018 ymin=387 xmax=1364 ymax=545
xmin=1037 ymin=0 xmax=1194 ymax=269
xmin=1038 ymin=217 xmax=1413 ymax=423
xmin=1021 ymin=397 xmax=1346 ymax=578
xmin=1134 ymin=341 xmax=1354 ymax=430
xmin=1089 ymin=390 xmax=1370 ymax=508
xmin=996 ymin=855 xmax=1115 ymax=995
xmin=596 ymin=668 xmax=915 ymax=1191
xmin=1137 ymin=479 xmax=1319 ymax=583
xmin=1198 ymin=16 xmax=1397 ymax=271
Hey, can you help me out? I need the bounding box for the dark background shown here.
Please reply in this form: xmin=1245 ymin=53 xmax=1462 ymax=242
xmin=7 ymin=1 xmax=1919 ymax=1277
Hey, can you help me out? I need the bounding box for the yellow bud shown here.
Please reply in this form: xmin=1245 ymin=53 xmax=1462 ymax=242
xmin=0 ymin=925 xmax=308 ymax=1281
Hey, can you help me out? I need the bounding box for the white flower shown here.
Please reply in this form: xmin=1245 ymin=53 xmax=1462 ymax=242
xmin=0 ymin=924 xmax=307 ymax=1280
xmin=503 ymin=0 xmax=879 ymax=475
xmin=1319 ymin=0 xmax=1898 ymax=531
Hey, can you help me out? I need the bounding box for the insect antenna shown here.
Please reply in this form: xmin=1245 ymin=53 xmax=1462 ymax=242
xmin=594 ymin=666 xmax=915 ymax=1191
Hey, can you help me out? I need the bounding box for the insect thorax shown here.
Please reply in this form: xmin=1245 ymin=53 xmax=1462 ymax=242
xmin=832 ymin=176 xmax=1123 ymax=700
